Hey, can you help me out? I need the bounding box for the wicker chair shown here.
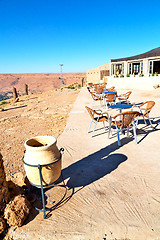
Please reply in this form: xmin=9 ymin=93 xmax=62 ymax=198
xmin=109 ymin=111 xmax=140 ymax=146
xmin=109 ymin=86 xmax=116 ymax=91
xmin=87 ymin=86 xmax=91 ymax=93
xmin=95 ymin=87 xmax=104 ymax=95
xmin=90 ymin=92 xmax=103 ymax=107
xmin=118 ymin=91 xmax=132 ymax=104
xmin=104 ymin=92 xmax=117 ymax=108
xmin=138 ymin=101 xmax=155 ymax=128
xmin=88 ymin=83 xmax=93 ymax=88
xmin=85 ymin=106 xmax=109 ymax=137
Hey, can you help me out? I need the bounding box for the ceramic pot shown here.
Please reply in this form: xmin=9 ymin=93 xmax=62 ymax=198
xmin=24 ymin=136 xmax=62 ymax=188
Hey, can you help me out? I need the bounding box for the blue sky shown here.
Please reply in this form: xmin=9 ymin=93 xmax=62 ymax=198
xmin=0 ymin=0 xmax=160 ymax=73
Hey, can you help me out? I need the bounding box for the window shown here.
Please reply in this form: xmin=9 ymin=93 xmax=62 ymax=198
xmin=141 ymin=62 xmax=143 ymax=74
xmin=112 ymin=64 xmax=116 ymax=75
xmin=129 ymin=63 xmax=132 ymax=74
xmin=149 ymin=61 xmax=153 ymax=74
xmin=122 ymin=63 xmax=124 ymax=74
xmin=133 ymin=63 xmax=140 ymax=75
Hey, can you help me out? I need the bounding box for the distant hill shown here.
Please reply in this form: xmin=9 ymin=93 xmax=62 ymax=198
xmin=0 ymin=72 xmax=86 ymax=100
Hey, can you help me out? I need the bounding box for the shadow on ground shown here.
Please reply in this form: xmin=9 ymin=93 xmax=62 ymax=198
xmin=24 ymin=141 xmax=128 ymax=221
xmin=4 ymin=105 xmax=27 ymax=111
xmin=62 ymin=150 xmax=127 ymax=189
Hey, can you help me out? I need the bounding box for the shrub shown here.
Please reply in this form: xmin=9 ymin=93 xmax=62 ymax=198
xmin=126 ymin=73 xmax=130 ymax=77
xmin=139 ymin=73 xmax=144 ymax=77
xmin=120 ymin=74 xmax=124 ymax=78
xmin=0 ymin=101 xmax=8 ymax=105
xmin=152 ymin=72 xmax=154 ymax=77
xmin=155 ymin=72 xmax=158 ymax=76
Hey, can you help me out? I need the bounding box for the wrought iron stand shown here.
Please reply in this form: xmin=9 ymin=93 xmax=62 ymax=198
xmin=23 ymin=149 xmax=67 ymax=219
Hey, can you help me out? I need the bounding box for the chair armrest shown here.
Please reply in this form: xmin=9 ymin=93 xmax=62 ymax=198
xmin=138 ymin=102 xmax=146 ymax=107
xmin=95 ymin=109 xmax=102 ymax=115
xmin=112 ymin=112 xmax=121 ymax=119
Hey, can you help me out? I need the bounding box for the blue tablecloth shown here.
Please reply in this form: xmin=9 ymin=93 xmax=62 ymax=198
xmin=103 ymin=91 xmax=117 ymax=94
xmin=109 ymin=104 xmax=133 ymax=109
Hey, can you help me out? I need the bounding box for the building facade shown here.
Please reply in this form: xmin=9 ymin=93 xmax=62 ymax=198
xmin=86 ymin=63 xmax=110 ymax=84
xmin=87 ymin=47 xmax=160 ymax=85
xmin=110 ymin=47 xmax=160 ymax=77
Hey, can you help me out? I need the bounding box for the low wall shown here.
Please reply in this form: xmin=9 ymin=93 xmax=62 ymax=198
xmin=106 ymin=76 xmax=160 ymax=90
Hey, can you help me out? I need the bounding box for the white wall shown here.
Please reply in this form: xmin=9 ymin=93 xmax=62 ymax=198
xmin=106 ymin=76 xmax=160 ymax=90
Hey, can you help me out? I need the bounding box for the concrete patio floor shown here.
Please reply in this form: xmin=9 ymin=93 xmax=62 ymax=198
xmin=8 ymin=87 xmax=160 ymax=240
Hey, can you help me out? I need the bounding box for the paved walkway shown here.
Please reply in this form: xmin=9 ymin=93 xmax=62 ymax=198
xmin=9 ymin=87 xmax=160 ymax=240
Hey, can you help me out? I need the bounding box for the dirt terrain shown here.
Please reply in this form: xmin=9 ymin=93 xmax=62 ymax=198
xmin=0 ymin=87 xmax=80 ymax=178
xmin=0 ymin=72 xmax=86 ymax=176
xmin=0 ymin=72 xmax=86 ymax=100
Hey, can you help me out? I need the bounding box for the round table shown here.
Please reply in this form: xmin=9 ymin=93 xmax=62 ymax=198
xmin=109 ymin=103 xmax=133 ymax=110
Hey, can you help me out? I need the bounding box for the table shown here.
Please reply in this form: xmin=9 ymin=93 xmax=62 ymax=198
xmin=109 ymin=104 xmax=133 ymax=119
xmin=103 ymin=91 xmax=117 ymax=94
xmin=109 ymin=103 xmax=133 ymax=111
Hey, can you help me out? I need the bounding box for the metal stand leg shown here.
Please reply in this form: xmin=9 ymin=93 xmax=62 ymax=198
xmin=23 ymin=151 xmax=67 ymax=220
xmin=38 ymin=164 xmax=46 ymax=219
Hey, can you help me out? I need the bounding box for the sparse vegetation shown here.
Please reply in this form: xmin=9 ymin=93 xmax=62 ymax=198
xmin=65 ymin=82 xmax=81 ymax=90
xmin=155 ymin=72 xmax=158 ymax=76
xmin=0 ymin=101 xmax=8 ymax=106
xmin=139 ymin=73 xmax=144 ymax=77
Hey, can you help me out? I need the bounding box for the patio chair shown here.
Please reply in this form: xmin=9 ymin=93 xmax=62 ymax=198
xmin=88 ymin=83 xmax=93 ymax=88
xmin=109 ymin=111 xmax=140 ymax=146
xmin=87 ymin=86 xmax=91 ymax=93
xmin=99 ymin=83 xmax=107 ymax=89
xmin=109 ymin=86 xmax=116 ymax=91
xmin=138 ymin=101 xmax=155 ymax=128
xmin=90 ymin=92 xmax=103 ymax=107
xmin=85 ymin=106 xmax=109 ymax=137
xmin=118 ymin=91 xmax=132 ymax=104
xmin=104 ymin=92 xmax=117 ymax=108
xmin=95 ymin=87 xmax=104 ymax=94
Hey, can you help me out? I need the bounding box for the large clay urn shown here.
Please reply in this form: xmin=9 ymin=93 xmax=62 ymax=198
xmin=23 ymin=136 xmax=62 ymax=188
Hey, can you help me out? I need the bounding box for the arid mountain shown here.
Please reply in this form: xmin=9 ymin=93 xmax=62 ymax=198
xmin=0 ymin=73 xmax=86 ymax=100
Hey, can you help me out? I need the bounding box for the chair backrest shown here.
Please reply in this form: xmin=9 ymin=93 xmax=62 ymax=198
xmin=93 ymin=83 xmax=99 ymax=88
xmin=90 ymin=92 xmax=99 ymax=100
xmin=124 ymin=91 xmax=132 ymax=99
xmin=109 ymin=86 xmax=115 ymax=91
xmin=114 ymin=111 xmax=140 ymax=128
xmin=95 ymin=87 xmax=104 ymax=94
xmin=99 ymin=83 xmax=107 ymax=88
xmin=142 ymin=101 xmax=155 ymax=116
xmin=104 ymin=93 xmax=117 ymax=102
xmin=85 ymin=106 xmax=97 ymax=120
xmin=88 ymin=83 xmax=93 ymax=87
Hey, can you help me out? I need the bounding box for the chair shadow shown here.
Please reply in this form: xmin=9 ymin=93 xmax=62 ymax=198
xmin=136 ymin=116 xmax=160 ymax=143
xmin=62 ymin=148 xmax=127 ymax=189
xmin=45 ymin=147 xmax=127 ymax=218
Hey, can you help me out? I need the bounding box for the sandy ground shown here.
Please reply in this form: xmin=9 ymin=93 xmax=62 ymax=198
xmin=0 ymin=73 xmax=86 ymax=100
xmin=0 ymin=88 xmax=79 ymax=177
xmin=1 ymin=86 xmax=160 ymax=240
